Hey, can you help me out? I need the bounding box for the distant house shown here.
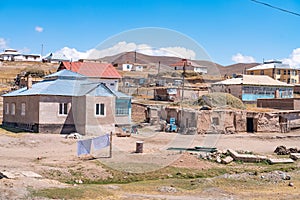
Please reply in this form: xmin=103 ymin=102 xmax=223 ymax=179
xmin=0 ymin=49 xmax=41 ymax=62
xmin=170 ymin=59 xmax=207 ymax=74
xmin=2 ymin=70 xmax=131 ymax=135
xmin=122 ymin=63 xmax=146 ymax=71
xmin=58 ymin=61 xmax=122 ymax=90
xmin=211 ymin=74 xmax=294 ymax=102
xmin=246 ymin=60 xmax=299 ymax=84
xmin=154 ymin=87 xmax=180 ymax=101
xmin=42 ymin=52 xmax=70 ymax=63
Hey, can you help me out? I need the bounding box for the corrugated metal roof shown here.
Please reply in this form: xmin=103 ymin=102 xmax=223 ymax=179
xmin=247 ymin=63 xmax=297 ymax=71
xmin=3 ymin=70 xmax=130 ymax=98
xmin=45 ymin=69 xmax=85 ymax=79
xmin=212 ymin=75 xmax=294 ymax=87
xmin=60 ymin=61 xmax=122 ymax=79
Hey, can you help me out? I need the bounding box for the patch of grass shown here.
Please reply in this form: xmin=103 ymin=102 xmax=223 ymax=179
xmin=30 ymin=185 xmax=114 ymax=200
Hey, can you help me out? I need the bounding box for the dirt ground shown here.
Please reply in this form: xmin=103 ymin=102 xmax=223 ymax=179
xmin=0 ymin=127 xmax=300 ymax=199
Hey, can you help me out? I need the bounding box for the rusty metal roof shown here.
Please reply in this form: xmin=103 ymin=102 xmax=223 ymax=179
xmin=60 ymin=61 xmax=122 ymax=79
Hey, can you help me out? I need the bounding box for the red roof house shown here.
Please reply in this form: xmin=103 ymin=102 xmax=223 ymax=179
xmin=58 ymin=61 xmax=122 ymax=90
xmin=58 ymin=61 xmax=122 ymax=79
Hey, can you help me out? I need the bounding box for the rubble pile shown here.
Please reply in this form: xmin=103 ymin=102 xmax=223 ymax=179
xmin=274 ymin=145 xmax=300 ymax=155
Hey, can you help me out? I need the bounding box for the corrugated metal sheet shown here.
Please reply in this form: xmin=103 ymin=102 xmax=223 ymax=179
xmin=60 ymin=61 xmax=122 ymax=79
xmin=247 ymin=63 xmax=298 ymax=71
xmin=212 ymin=75 xmax=294 ymax=87
xmin=3 ymin=70 xmax=130 ymax=98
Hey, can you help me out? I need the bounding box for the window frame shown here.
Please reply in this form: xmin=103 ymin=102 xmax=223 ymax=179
xmin=95 ymin=103 xmax=105 ymax=116
xmin=5 ymin=103 xmax=9 ymax=115
xmin=11 ymin=103 xmax=15 ymax=115
xmin=21 ymin=102 xmax=26 ymax=116
xmin=59 ymin=103 xmax=68 ymax=115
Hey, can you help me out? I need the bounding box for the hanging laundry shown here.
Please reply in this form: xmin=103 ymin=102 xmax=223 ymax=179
xmin=77 ymin=139 xmax=92 ymax=156
xmin=92 ymin=134 xmax=110 ymax=150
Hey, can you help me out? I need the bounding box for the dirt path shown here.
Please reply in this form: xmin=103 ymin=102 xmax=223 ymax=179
xmin=0 ymin=130 xmax=300 ymax=199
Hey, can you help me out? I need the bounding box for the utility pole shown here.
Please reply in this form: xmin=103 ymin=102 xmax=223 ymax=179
xmin=157 ymin=61 xmax=161 ymax=75
xmin=134 ymin=50 xmax=137 ymax=63
xmin=180 ymin=59 xmax=187 ymax=132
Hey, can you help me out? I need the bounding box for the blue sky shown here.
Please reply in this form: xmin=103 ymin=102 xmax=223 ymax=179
xmin=0 ymin=0 xmax=300 ymax=65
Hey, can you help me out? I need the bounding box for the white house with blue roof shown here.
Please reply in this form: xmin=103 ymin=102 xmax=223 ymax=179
xmin=2 ymin=70 xmax=131 ymax=135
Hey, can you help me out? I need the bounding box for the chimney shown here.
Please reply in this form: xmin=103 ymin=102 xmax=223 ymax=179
xmin=27 ymin=74 xmax=32 ymax=89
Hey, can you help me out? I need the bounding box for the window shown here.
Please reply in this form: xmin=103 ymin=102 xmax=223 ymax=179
xmin=212 ymin=117 xmax=219 ymax=126
xmin=127 ymin=65 xmax=130 ymax=69
xmin=250 ymin=72 xmax=254 ymax=75
xmin=59 ymin=103 xmax=68 ymax=115
xmin=116 ymin=99 xmax=130 ymax=115
xmin=5 ymin=103 xmax=9 ymax=115
xmin=288 ymin=70 xmax=290 ymax=75
xmin=260 ymin=70 xmax=264 ymax=75
xmin=284 ymin=70 xmax=286 ymax=75
xmin=277 ymin=69 xmax=281 ymax=75
xmin=11 ymin=103 xmax=15 ymax=115
xmin=95 ymin=103 xmax=105 ymax=116
xmin=21 ymin=103 xmax=25 ymax=116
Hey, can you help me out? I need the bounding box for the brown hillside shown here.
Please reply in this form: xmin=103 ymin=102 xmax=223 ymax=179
xmin=219 ymin=63 xmax=260 ymax=76
xmin=100 ymin=51 xmax=223 ymax=75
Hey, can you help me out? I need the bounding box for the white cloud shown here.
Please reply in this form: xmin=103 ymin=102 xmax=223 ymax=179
xmin=0 ymin=38 xmax=8 ymax=49
xmin=53 ymin=41 xmax=196 ymax=61
xmin=232 ymin=53 xmax=256 ymax=63
xmin=35 ymin=26 xmax=44 ymax=33
xmin=282 ymin=48 xmax=300 ymax=67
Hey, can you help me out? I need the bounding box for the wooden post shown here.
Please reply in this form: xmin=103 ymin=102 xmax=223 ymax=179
xmin=109 ymin=131 xmax=112 ymax=158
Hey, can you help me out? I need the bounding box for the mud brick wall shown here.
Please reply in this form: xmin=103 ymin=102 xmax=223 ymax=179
xmin=131 ymin=103 xmax=147 ymax=123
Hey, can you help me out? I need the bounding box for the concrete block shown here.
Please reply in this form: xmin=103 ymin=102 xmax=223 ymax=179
xmin=268 ymin=158 xmax=294 ymax=164
xmin=221 ymin=156 xmax=233 ymax=164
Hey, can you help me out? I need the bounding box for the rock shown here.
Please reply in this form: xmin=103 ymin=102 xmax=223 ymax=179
xmin=288 ymin=182 xmax=294 ymax=187
xmin=221 ymin=156 xmax=233 ymax=164
xmin=288 ymin=148 xmax=298 ymax=153
xmin=157 ymin=186 xmax=177 ymax=193
xmin=75 ymin=179 xmax=83 ymax=184
xmin=274 ymin=146 xmax=289 ymax=155
xmin=216 ymin=156 xmax=222 ymax=163
xmin=290 ymin=153 xmax=300 ymax=161
xmin=0 ymin=172 xmax=8 ymax=179
xmin=66 ymin=133 xmax=83 ymax=139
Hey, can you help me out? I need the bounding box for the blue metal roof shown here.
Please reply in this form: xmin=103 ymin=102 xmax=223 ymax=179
xmin=44 ymin=69 xmax=86 ymax=79
xmin=3 ymin=70 xmax=131 ymax=98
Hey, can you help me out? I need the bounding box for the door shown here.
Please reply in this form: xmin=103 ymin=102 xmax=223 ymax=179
xmin=247 ymin=117 xmax=254 ymax=133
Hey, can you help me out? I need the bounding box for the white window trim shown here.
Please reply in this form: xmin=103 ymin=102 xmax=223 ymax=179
xmin=95 ymin=103 xmax=106 ymax=117
xmin=11 ymin=103 xmax=15 ymax=115
xmin=5 ymin=103 xmax=9 ymax=115
xmin=58 ymin=103 xmax=68 ymax=116
xmin=21 ymin=103 xmax=26 ymax=116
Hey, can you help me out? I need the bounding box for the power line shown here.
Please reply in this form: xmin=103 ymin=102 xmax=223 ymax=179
xmin=250 ymin=0 xmax=300 ymax=17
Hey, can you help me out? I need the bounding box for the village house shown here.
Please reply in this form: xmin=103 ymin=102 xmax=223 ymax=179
xmin=211 ymin=74 xmax=294 ymax=102
xmin=122 ymin=63 xmax=146 ymax=71
xmin=58 ymin=61 xmax=122 ymax=90
xmin=170 ymin=59 xmax=208 ymax=74
xmin=0 ymin=49 xmax=41 ymax=62
xmin=42 ymin=52 xmax=70 ymax=63
xmin=246 ymin=60 xmax=299 ymax=84
xmin=2 ymin=70 xmax=131 ymax=135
